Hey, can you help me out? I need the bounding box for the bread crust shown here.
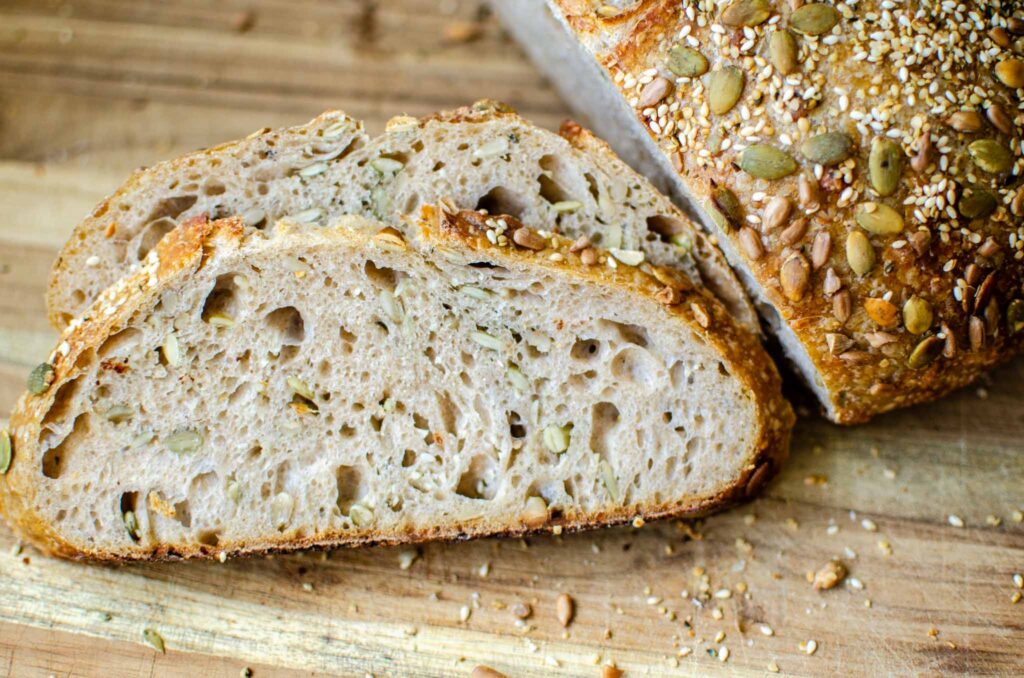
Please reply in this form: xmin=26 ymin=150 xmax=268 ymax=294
xmin=5 ymin=211 xmax=791 ymax=561
xmin=548 ymin=0 xmax=1024 ymax=423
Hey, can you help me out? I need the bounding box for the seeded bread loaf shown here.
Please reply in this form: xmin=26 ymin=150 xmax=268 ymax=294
xmin=2 ymin=208 xmax=791 ymax=561
xmin=47 ymin=100 xmax=756 ymax=333
xmin=495 ymin=0 xmax=1024 ymax=423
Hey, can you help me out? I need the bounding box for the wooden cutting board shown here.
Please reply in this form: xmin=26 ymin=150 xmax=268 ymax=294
xmin=0 ymin=2 xmax=1021 ymax=676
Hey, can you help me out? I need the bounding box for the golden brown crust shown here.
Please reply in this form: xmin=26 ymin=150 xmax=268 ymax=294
xmin=5 ymin=209 xmax=791 ymax=562
xmin=552 ymin=0 xmax=1024 ymax=423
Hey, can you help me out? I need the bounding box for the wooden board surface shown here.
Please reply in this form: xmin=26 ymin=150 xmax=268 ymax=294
xmin=0 ymin=2 xmax=1022 ymax=676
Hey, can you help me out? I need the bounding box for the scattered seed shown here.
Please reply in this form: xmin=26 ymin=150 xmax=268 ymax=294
xmin=271 ymin=492 xmax=295 ymax=528
xmin=739 ymin=227 xmax=765 ymax=260
xmin=599 ymin=460 xmax=619 ymax=502
xmin=667 ymin=44 xmax=709 ymax=77
xmin=27 ymin=362 xmax=55 ymax=395
xmin=948 ymin=514 xmax=965 ymax=528
xmin=511 ymin=602 xmax=532 ymax=619
xmin=601 ymin=666 xmax=623 ymax=678
xmin=609 ymin=248 xmax=645 ymax=266
xmin=161 ymin=333 xmax=181 ymax=367
xmin=473 ymin=137 xmax=510 ymax=159
xmin=471 ymin=667 xmax=507 ymax=678
xmin=790 ymin=4 xmax=839 ymax=35
xmin=812 ymin=560 xmax=847 ymax=590
xmin=551 ymin=200 xmax=582 ymax=213
xmin=707 ymin=66 xmax=746 ymax=115
xmin=833 ymin=290 xmax=852 ymax=322
xmin=142 ymin=628 xmax=165 ymax=653
xmin=740 ymin=144 xmax=797 ymax=180
xmin=711 ymin=186 xmax=744 ymax=228
xmin=104 ymin=405 xmax=134 ymax=424
xmin=556 ymin=592 xmax=575 ymax=627
xmin=910 ymin=133 xmax=933 ymax=173
xmin=523 ymin=495 xmax=549 ymax=524
xmin=986 ymin=104 xmax=1015 ymax=136
xmin=512 ymin=226 xmax=547 ymax=250
xmin=780 ymin=216 xmax=809 ymax=246
xmin=958 ymin=188 xmax=997 ymax=219
xmin=123 ymin=509 xmax=140 ymax=541
xmin=349 ymin=504 xmax=374 ymax=527
xmin=802 ymin=639 xmax=819 ymax=655
xmin=811 ymin=231 xmax=832 ymax=269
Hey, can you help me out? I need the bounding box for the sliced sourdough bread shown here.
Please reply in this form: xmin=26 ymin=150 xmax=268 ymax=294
xmin=494 ymin=1 xmax=1024 ymax=423
xmin=3 ymin=208 xmax=791 ymax=561
xmin=47 ymin=101 xmax=756 ymax=333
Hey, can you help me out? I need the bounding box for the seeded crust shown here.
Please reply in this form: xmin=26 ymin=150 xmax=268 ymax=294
xmin=46 ymin=100 xmax=757 ymax=334
xmin=4 ymin=211 xmax=790 ymax=561
xmin=511 ymin=0 xmax=1024 ymax=423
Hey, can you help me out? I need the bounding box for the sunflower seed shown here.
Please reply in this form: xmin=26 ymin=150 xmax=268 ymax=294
xmin=27 ymin=362 xmax=55 ymax=395
xmin=460 ymin=285 xmax=493 ymax=301
xmin=551 ymin=200 xmax=582 ymax=213
xmin=161 ymin=333 xmax=181 ymax=367
xmin=986 ymin=104 xmax=1016 ymax=136
xmin=707 ymin=67 xmax=746 ymax=115
xmin=995 ymin=58 xmax=1024 ymax=89
xmin=142 ymin=628 xmax=165 ymax=653
xmin=902 ymin=296 xmax=933 ymax=335
xmin=868 ymin=138 xmax=903 ymax=197
xmin=599 ymin=460 xmax=619 ymax=502
xmin=823 ymin=267 xmax=842 ymax=295
xmin=968 ymin=139 xmax=1013 ymax=174
xmin=288 ymin=207 xmax=323 ymax=223
xmin=769 ymin=29 xmax=799 ymax=75
xmin=638 ymin=76 xmax=673 ymax=109
xmin=958 ymin=188 xmax=997 ymax=219
xmin=970 ymin=316 xmax=986 ymax=351
xmin=507 ymin=364 xmax=530 ymax=392
xmin=299 ymin=162 xmax=328 ymax=177
xmin=739 ymin=227 xmax=765 ymax=260
xmin=739 ymin=144 xmax=798 ymax=180
xmin=811 ymin=231 xmax=831 ymax=269
xmin=910 ymin=133 xmax=933 ymax=173
xmin=473 ymin=137 xmax=510 ymax=159
xmin=543 ymin=424 xmax=571 ymax=454
xmin=610 ymin=248 xmax=645 ymax=266
xmin=271 ymin=492 xmax=294 ymax=527
xmin=104 ymin=405 xmax=134 ymax=424
xmin=864 ymin=298 xmax=899 ymax=328
xmin=826 ymin=333 xmax=853 ymax=354
xmin=855 ymin=202 xmax=904 ymax=235
xmin=164 ymin=429 xmax=203 ymax=454
xmin=512 ymin=226 xmax=547 ymax=250
xmin=990 ymin=26 xmax=1012 ymax=48
xmin=779 ymin=254 xmax=810 ymax=301
xmin=908 ymin=336 xmax=944 ymax=370
xmin=833 ymin=290 xmax=852 ymax=322
xmin=470 ymin=330 xmax=504 ymax=351
xmin=370 ymin=157 xmax=404 ymax=174
xmin=780 ymin=216 xmax=809 ymax=246
xmin=206 ymin=312 xmax=236 ymax=328
xmin=800 ymin=132 xmax=853 ymax=166
xmin=945 ymin=111 xmax=984 ymax=133
xmin=0 ymin=431 xmax=11 ymax=475
xmin=380 ymin=289 xmax=404 ymax=322
xmin=667 ymin=45 xmax=709 ymax=77
xmin=1007 ymin=300 xmax=1024 ymax=334
xmin=227 ymin=480 xmax=242 ymax=503
xmin=798 ymin=173 xmax=820 ymax=208
xmin=720 ymin=0 xmax=772 ymax=27
xmin=790 ymin=3 xmax=840 ymax=35
xmin=846 ymin=231 xmax=875 ymax=276
xmin=762 ymin=196 xmax=792 ymax=230
xmin=123 ymin=509 xmax=140 ymax=541
xmin=349 ymin=503 xmax=374 ymax=527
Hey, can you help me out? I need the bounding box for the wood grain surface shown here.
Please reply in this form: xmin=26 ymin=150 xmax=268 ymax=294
xmin=0 ymin=2 xmax=1022 ymax=677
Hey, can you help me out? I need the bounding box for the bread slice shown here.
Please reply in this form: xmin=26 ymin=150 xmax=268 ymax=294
xmin=4 ymin=207 xmax=791 ymax=561
xmin=47 ymin=101 xmax=757 ymax=333
xmin=494 ymin=1 xmax=1024 ymax=423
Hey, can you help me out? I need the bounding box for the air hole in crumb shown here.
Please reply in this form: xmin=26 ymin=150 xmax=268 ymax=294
xmin=120 ymin=492 xmax=139 ymax=540
xmin=41 ymin=376 xmax=83 ymax=429
xmin=475 ymin=186 xmax=525 ymax=218
xmin=197 ymin=530 xmax=221 ymax=547
xmin=456 ymin=454 xmax=498 ymax=500
xmin=144 ymin=195 xmax=197 ymax=224
xmin=611 ymin=347 xmax=658 ymax=387
xmin=137 ymin=217 xmax=177 ymax=260
xmin=436 ymin=391 xmax=458 ymax=435
xmin=335 ymin=465 xmax=366 ymax=514
xmin=264 ymin=306 xmax=305 ymax=344
xmin=646 ymin=215 xmax=686 ymax=243
xmin=202 ymin=274 xmax=241 ymax=323
xmin=570 ymin=338 xmax=602 ymax=361
xmin=173 ymin=500 xmax=192 ymax=528
xmin=364 ymin=260 xmax=397 ymax=290
xmin=98 ymin=327 xmax=142 ymax=358
xmin=537 ymin=155 xmax=573 ymax=204
xmin=718 ymin=362 xmax=730 ymax=377
xmin=589 ymin=402 xmax=620 ymax=459
xmin=584 ymin=172 xmax=600 ymax=201
xmin=42 ymin=412 xmax=91 ymax=478
xmin=508 ymin=411 xmax=526 ymax=438
xmin=598 ymin=319 xmax=649 ymax=347
xmin=203 ymin=181 xmax=226 ymax=196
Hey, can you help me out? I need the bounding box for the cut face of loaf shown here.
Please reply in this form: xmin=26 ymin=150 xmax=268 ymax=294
xmin=47 ymin=101 xmax=756 ymax=333
xmin=4 ymin=210 xmax=790 ymax=561
xmin=496 ymin=1 xmax=1024 ymax=423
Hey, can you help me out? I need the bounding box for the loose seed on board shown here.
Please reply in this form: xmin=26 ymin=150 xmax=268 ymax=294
xmin=812 ymin=560 xmax=847 ymax=590
xmin=27 ymin=363 xmax=55 ymax=395
xmin=846 ymin=231 xmax=876 ymax=276
xmin=667 ymin=44 xmax=709 ymax=77
xmin=908 ymin=336 xmax=944 ymax=369
xmin=903 ymin=296 xmax=933 ymax=335
xmin=142 ymin=628 xmax=165 ymax=654
xmin=868 ymin=138 xmax=903 ymax=197
xmin=800 ymin=132 xmax=853 ymax=166
xmin=471 ymin=667 xmax=508 ymax=678
xmin=739 ymin=144 xmax=798 ymax=180
xmin=855 ymin=202 xmax=904 ymax=235
xmin=0 ymin=430 xmax=11 ymax=475
xmin=790 ymin=3 xmax=840 ymax=35
xmin=769 ymin=29 xmax=799 ymax=75
xmin=707 ymin=67 xmax=746 ymax=115
xmin=779 ymin=254 xmax=810 ymax=301
xmin=968 ymin=139 xmax=1013 ymax=174
xmin=720 ymin=0 xmax=772 ymax=27
xmin=556 ymin=592 xmax=575 ymax=627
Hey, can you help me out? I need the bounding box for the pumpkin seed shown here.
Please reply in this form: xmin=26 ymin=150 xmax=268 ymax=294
xmin=104 ymin=405 xmax=134 ymax=424
xmin=790 ymin=3 xmax=840 ymax=35
xmin=164 ymin=429 xmax=203 ymax=454
xmin=907 ymin=336 xmax=944 ymax=370
xmin=864 ymin=298 xmax=899 ymax=328
xmin=0 ymin=430 xmax=11 ymax=474
xmin=720 ymin=0 xmax=772 ymax=27
xmin=667 ymin=45 xmax=709 ymax=77
xmin=271 ymin=492 xmax=294 ymax=528
xmin=123 ymin=510 xmax=140 ymax=541
xmin=349 ymin=503 xmax=374 ymax=527
xmin=470 ymin=330 xmax=504 ymax=351
xmin=739 ymin=144 xmax=798 ymax=180
xmin=846 ymin=231 xmax=875 ymax=276
xmin=868 ymin=138 xmax=903 ymax=197
xmin=769 ymin=29 xmax=799 ymax=75
xmin=958 ymin=188 xmax=997 ymax=219
xmin=142 ymin=628 xmax=165 ymax=654
xmin=902 ymin=296 xmax=933 ymax=335
xmin=800 ymin=132 xmax=853 ymax=166
xmin=707 ymin=67 xmax=746 ymax=115
xmin=968 ymin=139 xmax=1013 ymax=174
xmin=599 ymin=459 xmax=619 ymax=502
xmin=1007 ymin=299 xmax=1024 ymax=334
xmin=995 ymin=58 xmax=1024 ymax=89
xmin=855 ymin=202 xmax=904 ymax=235
xmin=27 ymin=362 xmax=55 ymax=395
xmin=161 ymin=333 xmax=181 ymax=367
xmin=711 ymin=186 xmax=744 ymax=227
xmin=779 ymin=254 xmax=810 ymax=301
xmin=542 ymin=424 xmax=571 ymax=454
